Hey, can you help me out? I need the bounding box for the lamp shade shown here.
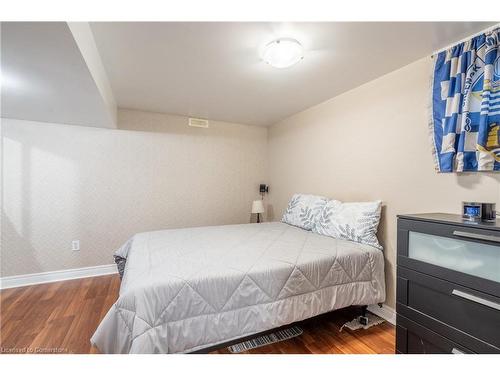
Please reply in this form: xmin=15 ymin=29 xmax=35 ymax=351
xmin=251 ymin=200 xmax=265 ymax=214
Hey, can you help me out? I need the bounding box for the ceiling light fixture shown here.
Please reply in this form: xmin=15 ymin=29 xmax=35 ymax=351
xmin=261 ymin=38 xmax=304 ymax=69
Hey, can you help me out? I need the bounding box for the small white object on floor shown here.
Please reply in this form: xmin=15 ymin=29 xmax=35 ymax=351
xmin=339 ymin=312 xmax=385 ymax=332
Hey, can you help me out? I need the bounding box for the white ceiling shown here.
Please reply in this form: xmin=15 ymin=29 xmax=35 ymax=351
xmin=90 ymin=22 xmax=496 ymax=126
xmin=2 ymin=22 xmax=497 ymax=128
xmin=1 ymin=22 xmax=114 ymax=128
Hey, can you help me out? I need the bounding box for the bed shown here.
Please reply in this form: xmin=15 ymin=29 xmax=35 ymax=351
xmin=91 ymin=222 xmax=385 ymax=353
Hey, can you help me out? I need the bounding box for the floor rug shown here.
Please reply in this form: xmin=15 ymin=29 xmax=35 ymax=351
xmin=339 ymin=312 xmax=385 ymax=332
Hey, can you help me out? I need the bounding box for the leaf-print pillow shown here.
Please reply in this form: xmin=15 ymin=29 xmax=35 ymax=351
xmin=281 ymin=194 xmax=328 ymax=230
xmin=313 ymin=200 xmax=382 ymax=249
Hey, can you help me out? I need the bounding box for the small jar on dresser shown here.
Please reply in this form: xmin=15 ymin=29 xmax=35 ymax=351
xmin=396 ymin=213 xmax=500 ymax=354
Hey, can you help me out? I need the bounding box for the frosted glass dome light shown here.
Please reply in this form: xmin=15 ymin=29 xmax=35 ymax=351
xmin=261 ymin=38 xmax=304 ymax=69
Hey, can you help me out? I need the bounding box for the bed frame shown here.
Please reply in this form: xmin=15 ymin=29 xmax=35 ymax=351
xmin=191 ymin=305 xmax=371 ymax=353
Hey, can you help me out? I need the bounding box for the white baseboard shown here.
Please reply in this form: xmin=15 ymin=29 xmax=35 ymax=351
xmin=0 ymin=264 xmax=118 ymax=290
xmin=367 ymin=303 xmax=396 ymax=325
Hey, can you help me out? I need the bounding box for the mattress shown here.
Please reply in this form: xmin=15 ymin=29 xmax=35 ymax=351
xmin=91 ymin=222 xmax=385 ymax=353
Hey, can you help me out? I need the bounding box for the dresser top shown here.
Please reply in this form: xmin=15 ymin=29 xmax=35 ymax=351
xmin=397 ymin=213 xmax=500 ymax=231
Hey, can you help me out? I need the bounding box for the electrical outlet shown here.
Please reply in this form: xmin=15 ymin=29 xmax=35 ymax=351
xmin=71 ymin=240 xmax=80 ymax=251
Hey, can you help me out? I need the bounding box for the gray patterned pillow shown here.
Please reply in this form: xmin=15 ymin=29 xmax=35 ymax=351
xmin=281 ymin=194 xmax=328 ymax=230
xmin=313 ymin=200 xmax=382 ymax=249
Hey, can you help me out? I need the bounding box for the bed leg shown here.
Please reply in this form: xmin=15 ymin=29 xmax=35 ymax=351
xmin=361 ymin=305 xmax=368 ymax=316
xmin=359 ymin=305 xmax=368 ymax=326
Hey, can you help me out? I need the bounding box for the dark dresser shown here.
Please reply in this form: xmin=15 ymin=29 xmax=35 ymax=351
xmin=396 ymin=213 xmax=500 ymax=354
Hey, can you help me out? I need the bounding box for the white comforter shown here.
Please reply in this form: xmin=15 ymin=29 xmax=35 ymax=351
xmin=91 ymin=222 xmax=385 ymax=353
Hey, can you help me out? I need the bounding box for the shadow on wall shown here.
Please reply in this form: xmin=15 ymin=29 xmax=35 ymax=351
xmin=376 ymin=205 xmax=394 ymax=304
xmin=377 ymin=204 xmax=388 ymax=249
xmin=1 ymin=132 xmax=41 ymax=277
xmin=116 ymin=110 xmax=264 ymax=140
xmin=1 ymin=125 xmax=87 ymax=276
xmin=1 ymin=123 xmax=136 ymax=277
xmin=265 ymin=203 xmax=275 ymax=222
xmin=1 ymin=214 xmax=41 ymax=277
xmin=455 ymin=172 xmax=500 ymax=200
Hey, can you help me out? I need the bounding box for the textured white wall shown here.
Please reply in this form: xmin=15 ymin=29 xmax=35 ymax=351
xmin=267 ymin=57 xmax=500 ymax=308
xmin=1 ymin=109 xmax=268 ymax=277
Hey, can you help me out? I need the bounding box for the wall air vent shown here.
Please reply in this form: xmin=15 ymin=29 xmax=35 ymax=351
xmin=188 ymin=118 xmax=209 ymax=128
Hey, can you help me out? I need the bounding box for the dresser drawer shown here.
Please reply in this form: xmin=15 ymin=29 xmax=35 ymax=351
xmin=398 ymin=218 xmax=500 ymax=298
xmin=397 ymin=266 xmax=500 ymax=351
xmin=408 ymin=230 xmax=500 ymax=283
xmin=397 ymin=315 xmax=474 ymax=354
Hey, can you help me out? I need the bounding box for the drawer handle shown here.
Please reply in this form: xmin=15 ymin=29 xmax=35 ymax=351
xmin=451 ymin=348 xmax=465 ymax=354
xmin=451 ymin=289 xmax=500 ymax=311
xmin=452 ymin=230 xmax=500 ymax=243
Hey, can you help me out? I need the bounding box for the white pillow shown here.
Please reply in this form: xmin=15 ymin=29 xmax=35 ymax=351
xmin=313 ymin=200 xmax=382 ymax=249
xmin=281 ymin=194 xmax=328 ymax=230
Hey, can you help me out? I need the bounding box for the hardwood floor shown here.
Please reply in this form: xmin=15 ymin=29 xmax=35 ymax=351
xmin=211 ymin=309 xmax=395 ymax=354
xmin=0 ymin=275 xmax=395 ymax=354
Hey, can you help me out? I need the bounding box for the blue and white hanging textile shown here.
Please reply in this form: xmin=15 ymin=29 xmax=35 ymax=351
xmin=430 ymin=26 xmax=500 ymax=172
